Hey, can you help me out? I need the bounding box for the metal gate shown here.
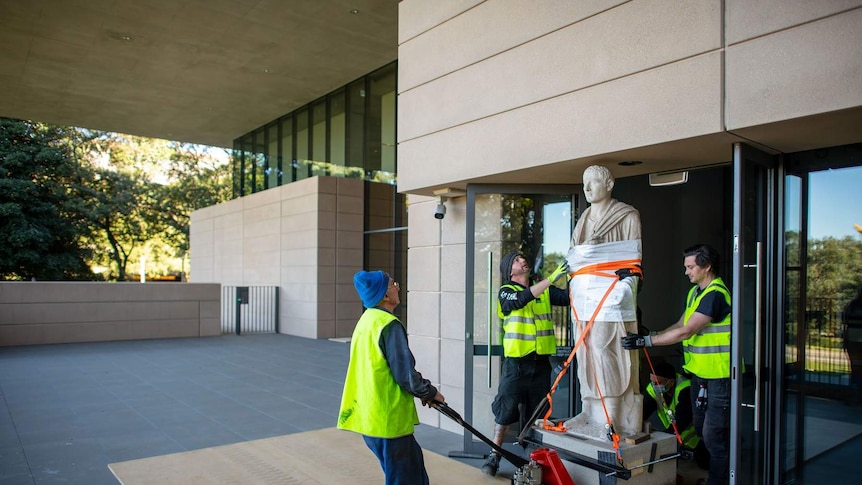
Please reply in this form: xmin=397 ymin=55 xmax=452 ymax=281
xmin=221 ymin=286 xmax=279 ymax=334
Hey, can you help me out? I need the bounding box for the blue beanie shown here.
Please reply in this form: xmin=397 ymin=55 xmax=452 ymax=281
xmin=354 ymin=270 xmax=389 ymax=308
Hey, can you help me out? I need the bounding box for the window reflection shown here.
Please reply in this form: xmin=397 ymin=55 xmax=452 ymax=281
xmin=231 ymin=62 xmax=397 ymax=196
xmin=783 ymin=162 xmax=862 ymax=483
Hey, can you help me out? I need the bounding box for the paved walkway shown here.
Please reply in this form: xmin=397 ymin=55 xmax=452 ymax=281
xmin=0 ymin=334 xmax=468 ymax=484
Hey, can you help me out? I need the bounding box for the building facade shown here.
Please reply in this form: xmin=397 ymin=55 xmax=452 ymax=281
xmin=192 ymin=1 xmax=862 ymax=483
xmin=394 ymin=1 xmax=862 ymax=484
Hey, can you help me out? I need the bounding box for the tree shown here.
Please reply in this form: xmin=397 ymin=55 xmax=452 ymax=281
xmin=1 ymin=118 xmax=231 ymax=281
xmin=78 ymin=167 xmax=157 ymax=281
xmin=0 ymin=118 xmax=96 ymax=280
xmin=157 ymin=143 xmax=231 ymax=256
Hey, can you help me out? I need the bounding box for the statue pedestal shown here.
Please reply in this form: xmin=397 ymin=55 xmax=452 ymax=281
xmin=527 ymin=426 xmax=677 ymax=485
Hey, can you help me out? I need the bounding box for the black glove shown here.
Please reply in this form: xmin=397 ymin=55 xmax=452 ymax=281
xmin=621 ymin=332 xmax=652 ymax=350
xmin=615 ymin=265 xmax=643 ymax=293
xmin=615 ymin=265 xmax=642 ymax=280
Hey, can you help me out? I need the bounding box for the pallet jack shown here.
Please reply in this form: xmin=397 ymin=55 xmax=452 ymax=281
xmin=430 ymin=400 xmax=572 ymax=485
xmin=431 ymin=399 xmax=683 ymax=484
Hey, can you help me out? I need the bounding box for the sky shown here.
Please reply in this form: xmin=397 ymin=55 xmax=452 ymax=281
xmin=796 ymin=165 xmax=862 ymax=240
xmin=543 ymin=201 xmax=572 ymax=256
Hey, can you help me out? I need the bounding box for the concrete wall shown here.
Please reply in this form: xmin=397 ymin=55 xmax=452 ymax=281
xmin=397 ymin=0 xmax=862 ymax=192
xmin=0 ymin=282 xmax=220 ymax=347
xmin=190 ymin=176 xmax=365 ymax=339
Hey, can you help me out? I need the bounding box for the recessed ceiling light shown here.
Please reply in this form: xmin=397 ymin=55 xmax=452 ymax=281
xmin=618 ymin=160 xmax=642 ymax=166
xmin=350 ymin=9 xmax=359 ymax=14
xmin=105 ymin=30 xmax=134 ymax=42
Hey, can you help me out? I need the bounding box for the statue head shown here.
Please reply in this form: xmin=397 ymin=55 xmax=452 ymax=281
xmin=583 ymin=165 xmax=614 ymax=204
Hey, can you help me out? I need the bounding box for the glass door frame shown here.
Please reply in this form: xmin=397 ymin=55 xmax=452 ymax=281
xmin=781 ymin=144 xmax=862 ymax=483
xmin=461 ymin=183 xmax=579 ymax=455
xmin=730 ymin=142 xmax=783 ymax=484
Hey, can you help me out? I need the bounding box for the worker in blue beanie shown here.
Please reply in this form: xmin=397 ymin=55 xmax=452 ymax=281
xmin=338 ymin=270 xmax=445 ymax=485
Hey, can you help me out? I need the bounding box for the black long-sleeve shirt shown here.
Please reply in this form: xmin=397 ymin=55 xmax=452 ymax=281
xmin=377 ymin=313 xmax=438 ymax=402
xmin=498 ymin=279 xmax=570 ymax=315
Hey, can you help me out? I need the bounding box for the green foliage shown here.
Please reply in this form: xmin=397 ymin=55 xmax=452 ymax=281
xmin=806 ymin=235 xmax=862 ymax=304
xmin=0 ymin=117 xmax=231 ymax=281
xmin=785 ymin=230 xmax=862 ymax=340
xmin=157 ymin=143 xmax=232 ymax=254
xmin=0 ymin=119 xmax=96 ymax=280
xmin=79 ymin=167 xmax=156 ymax=280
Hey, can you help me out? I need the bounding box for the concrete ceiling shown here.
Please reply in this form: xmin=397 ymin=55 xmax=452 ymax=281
xmin=0 ymin=0 xmax=398 ymax=148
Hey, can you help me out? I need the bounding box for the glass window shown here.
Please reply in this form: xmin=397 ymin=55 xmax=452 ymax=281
xmin=253 ymin=129 xmax=266 ymax=193
xmin=267 ymin=123 xmax=279 ymax=189
xmin=347 ymin=79 xmax=365 ymax=173
xmin=311 ymin=99 xmax=327 ymax=177
xmin=366 ymin=63 xmax=396 ymax=185
xmin=329 ymin=89 xmax=349 ymax=176
xmin=295 ymin=108 xmax=310 ymax=181
xmin=231 ymin=61 xmax=397 ymax=191
xmin=240 ymin=133 xmax=254 ymax=196
xmin=231 ymin=141 xmax=242 ymax=198
xmin=280 ymin=115 xmax=294 ymax=184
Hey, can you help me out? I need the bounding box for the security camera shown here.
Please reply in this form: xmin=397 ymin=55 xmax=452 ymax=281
xmin=434 ymin=201 xmax=447 ymax=220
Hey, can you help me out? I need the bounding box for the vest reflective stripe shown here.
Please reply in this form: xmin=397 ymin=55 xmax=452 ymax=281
xmin=697 ymin=323 xmax=731 ymax=334
xmin=497 ymin=284 xmax=557 ymax=357
xmin=682 ymin=278 xmax=731 ymax=379
xmin=645 ymin=375 xmax=701 ymax=449
xmin=337 ymin=308 xmax=418 ymax=438
xmin=685 ymin=345 xmax=732 ymax=354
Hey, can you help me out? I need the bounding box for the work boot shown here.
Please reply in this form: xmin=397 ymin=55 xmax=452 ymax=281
xmin=481 ymin=451 xmax=500 ymax=476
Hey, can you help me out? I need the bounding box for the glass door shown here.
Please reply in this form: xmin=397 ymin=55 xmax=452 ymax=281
xmin=460 ymin=184 xmax=577 ymax=456
xmin=731 ymin=142 xmax=781 ymax=484
xmin=781 ymin=147 xmax=862 ymax=484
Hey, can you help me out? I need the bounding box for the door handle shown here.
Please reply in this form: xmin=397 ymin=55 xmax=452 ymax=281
xmin=741 ymin=242 xmax=763 ymax=432
xmin=487 ymin=251 xmax=493 ymax=388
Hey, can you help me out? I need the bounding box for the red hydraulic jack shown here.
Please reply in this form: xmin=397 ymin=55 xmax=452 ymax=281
xmin=430 ymin=401 xmax=574 ymax=485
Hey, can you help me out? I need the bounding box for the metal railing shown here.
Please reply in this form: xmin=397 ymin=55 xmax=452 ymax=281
xmin=221 ymin=286 xmax=279 ymax=334
xmin=786 ymin=297 xmax=852 ymax=395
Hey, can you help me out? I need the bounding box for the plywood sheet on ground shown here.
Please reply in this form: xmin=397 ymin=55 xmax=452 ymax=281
xmin=109 ymin=427 xmax=507 ymax=484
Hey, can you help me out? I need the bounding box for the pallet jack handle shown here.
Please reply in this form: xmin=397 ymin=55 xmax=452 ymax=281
xmin=428 ymin=400 xmax=530 ymax=469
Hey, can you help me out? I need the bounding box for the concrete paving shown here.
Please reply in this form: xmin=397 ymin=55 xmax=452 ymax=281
xmin=0 ymin=334 xmax=469 ymax=484
xmin=4 ymin=334 xmax=857 ymax=484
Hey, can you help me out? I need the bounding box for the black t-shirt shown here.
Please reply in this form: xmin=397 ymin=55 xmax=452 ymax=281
xmin=691 ymin=285 xmax=731 ymax=322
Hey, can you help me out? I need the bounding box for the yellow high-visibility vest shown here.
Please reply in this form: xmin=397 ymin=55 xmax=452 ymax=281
xmin=682 ymin=278 xmax=731 ymax=379
xmin=338 ymin=308 xmax=418 ymax=438
xmin=646 ymin=374 xmax=701 ymax=449
xmin=497 ymin=284 xmax=556 ymax=357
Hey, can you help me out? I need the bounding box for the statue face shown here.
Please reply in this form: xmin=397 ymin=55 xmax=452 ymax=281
xmin=583 ymin=170 xmax=612 ymax=204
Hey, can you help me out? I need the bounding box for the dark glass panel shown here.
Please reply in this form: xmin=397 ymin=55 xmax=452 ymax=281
xmin=295 ymin=108 xmax=310 ymax=181
xmin=347 ymin=79 xmax=365 ymax=173
xmin=280 ymin=114 xmax=294 ymax=183
xmin=267 ymin=123 xmax=279 ymax=189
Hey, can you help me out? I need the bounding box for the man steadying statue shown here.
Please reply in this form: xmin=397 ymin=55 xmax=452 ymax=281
xmin=563 ymin=164 xmax=643 ymax=440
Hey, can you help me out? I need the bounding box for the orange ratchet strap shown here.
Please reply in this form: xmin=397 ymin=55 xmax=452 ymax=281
xmin=540 ymin=258 xmax=642 ymax=463
xmin=643 ymin=347 xmax=683 ymax=445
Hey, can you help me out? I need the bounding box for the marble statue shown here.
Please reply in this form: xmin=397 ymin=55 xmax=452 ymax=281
xmin=563 ymin=165 xmax=643 ymax=441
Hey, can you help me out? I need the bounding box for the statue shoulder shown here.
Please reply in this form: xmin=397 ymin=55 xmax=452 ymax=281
xmin=610 ymin=198 xmax=638 ymax=214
